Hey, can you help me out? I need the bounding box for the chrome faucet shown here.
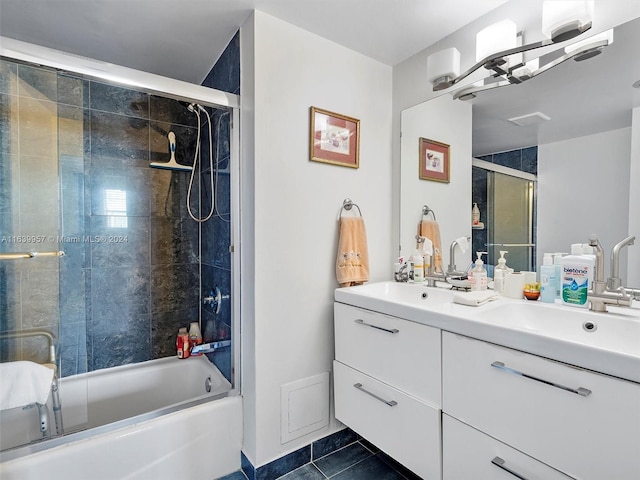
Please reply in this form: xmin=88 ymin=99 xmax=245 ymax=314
xmin=447 ymin=236 xmax=471 ymax=277
xmin=587 ymin=234 xmax=640 ymax=312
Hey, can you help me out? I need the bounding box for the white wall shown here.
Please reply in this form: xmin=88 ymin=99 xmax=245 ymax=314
xmin=629 ymin=107 xmax=640 ymax=287
xmin=538 ymin=129 xmax=631 ymax=280
xmin=241 ymin=11 xmax=393 ymax=467
xmin=399 ymin=95 xmax=472 ymax=260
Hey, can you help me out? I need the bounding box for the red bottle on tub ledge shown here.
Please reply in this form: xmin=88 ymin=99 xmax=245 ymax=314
xmin=176 ymin=327 xmax=190 ymax=359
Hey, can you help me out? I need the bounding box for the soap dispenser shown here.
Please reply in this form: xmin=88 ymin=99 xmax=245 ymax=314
xmin=469 ymin=251 xmax=488 ymax=291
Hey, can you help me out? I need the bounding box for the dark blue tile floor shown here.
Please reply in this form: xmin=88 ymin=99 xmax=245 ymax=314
xmin=218 ymin=441 xmax=422 ymax=480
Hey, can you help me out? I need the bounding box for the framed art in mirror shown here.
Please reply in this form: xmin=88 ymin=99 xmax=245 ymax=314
xmin=310 ymin=106 xmax=360 ymax=168
xmin=419 ymin=137 xmax=450 ymax=182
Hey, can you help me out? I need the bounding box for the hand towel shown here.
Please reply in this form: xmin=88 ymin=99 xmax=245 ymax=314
xmin=336 ymin=216 xmax=369 ymax=287
xmin=453 ymin=290 xmax=499 ymax=307
xmin=0 ymin=360 xmax=54 ymax=410
xmin=419 ymin=220 xmax=443 ymax=272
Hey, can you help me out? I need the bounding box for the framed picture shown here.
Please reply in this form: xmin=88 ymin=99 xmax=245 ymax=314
xmin=310 ymin=107 xmax=360 ymax=168
xmin=419 ymin=137 xmax=450 ymax=183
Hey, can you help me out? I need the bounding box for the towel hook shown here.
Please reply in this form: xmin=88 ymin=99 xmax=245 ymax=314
xmin=340 ymin=198 xmax=362 ymax=217
xmin=422 ymin=204 xmax=436 ymax=221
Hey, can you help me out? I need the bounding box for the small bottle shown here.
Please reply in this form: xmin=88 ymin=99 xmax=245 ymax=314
xmin=469 ymin=251 xmax=488 ymax=291
xmin=472 ymin=203 xmax=480 ymax=226
xmin=176 ymin=327 xmax=190 ymax=359
xmin=412 ymin=250 xmax=424 ymax=283
xmin=539 ymin=253 xmax=556 ymax=303
xmin=189 ymin=322 xmax=203 ymax=355
xmin=553 ymin=253 xmax=565 ymax=298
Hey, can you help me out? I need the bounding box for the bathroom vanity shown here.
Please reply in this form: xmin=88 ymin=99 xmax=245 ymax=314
xmin=333 ymin=282 xmax=640 ymax=480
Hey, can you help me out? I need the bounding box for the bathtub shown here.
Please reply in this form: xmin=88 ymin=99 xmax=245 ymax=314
xmin=0 ymin=355 xmax=242 ymax=480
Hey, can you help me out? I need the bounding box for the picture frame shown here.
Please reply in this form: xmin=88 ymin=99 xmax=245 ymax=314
xmin=310 ymin=106 xmax=360 ymax=168
xmin=419 ymin=137 xmax=450 ymax=183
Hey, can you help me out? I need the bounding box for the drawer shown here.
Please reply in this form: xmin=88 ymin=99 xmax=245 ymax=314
xmin=443 ymin=414 xmax=575 ymax=480
xmin=442 ymin=332 xmax=640 ymax=480
xmin=334 ymin=302 xmax=441 ymax=406
xmin=334 ymin=360 xmax=441 ymax=480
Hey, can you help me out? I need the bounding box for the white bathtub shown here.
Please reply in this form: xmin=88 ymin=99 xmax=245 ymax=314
xmin=0 ymin=356 xmax=242 ymax=480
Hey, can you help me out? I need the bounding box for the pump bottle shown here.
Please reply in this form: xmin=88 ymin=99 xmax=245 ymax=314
xmin=469 ymin=252 xmax=488 ymax=291
xmin=539 ymin=253 xmax=556 ymax=303
xmin=493 ymin=250 xmax=511 ymax=294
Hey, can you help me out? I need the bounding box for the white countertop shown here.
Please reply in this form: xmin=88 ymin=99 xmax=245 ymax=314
xmin=335 ymin=281 xmax=640 ymax=383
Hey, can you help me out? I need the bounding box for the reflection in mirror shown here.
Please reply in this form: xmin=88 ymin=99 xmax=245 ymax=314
xmin=401 ymin=15 xmax=639 ymax=285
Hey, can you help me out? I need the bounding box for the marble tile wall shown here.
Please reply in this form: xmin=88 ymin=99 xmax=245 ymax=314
xmin=0 ymin=58 xmax=233 ymax=377
xmin=199 ymin=30 xmax=239 ymax=382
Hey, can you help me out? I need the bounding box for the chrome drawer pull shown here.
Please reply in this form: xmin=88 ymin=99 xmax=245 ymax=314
xmin=353 ymin=383 xmax=398 ymax=406
xmin=491 ymin=361 xmax=592 ymax=397
xmin=491 ymin=457 xmax=529 ymax=480
xmin=354 ymin=319 xmax=399 ymax=334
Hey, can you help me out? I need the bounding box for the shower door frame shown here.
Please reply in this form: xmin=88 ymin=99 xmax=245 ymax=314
xmin=0 ymin=37 xmax=242 ymax=396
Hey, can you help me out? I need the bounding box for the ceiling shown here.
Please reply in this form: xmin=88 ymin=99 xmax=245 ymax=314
xmin=470 ymin=15 xmax=640 ymax=155
xmin=0 ymin=0 xmax=507 ymax=83
xmin=1 ymin=1 xmax=637 ymax=156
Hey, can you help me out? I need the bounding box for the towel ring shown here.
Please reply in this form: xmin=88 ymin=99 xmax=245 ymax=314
xmin=340 ymin=198 xmax=362 ymax=217
xmin=422 ymin=204 xmax=436 ymax=221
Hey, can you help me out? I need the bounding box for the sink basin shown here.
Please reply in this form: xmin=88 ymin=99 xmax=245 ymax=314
xmin=470 ymin=301 xmax=640 ymax=381
xmin=334 ymin=281 xmax=456 ymax=324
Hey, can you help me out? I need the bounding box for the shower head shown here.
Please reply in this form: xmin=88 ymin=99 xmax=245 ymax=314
xmin=178 ymin=100 xmax=197 ymax=112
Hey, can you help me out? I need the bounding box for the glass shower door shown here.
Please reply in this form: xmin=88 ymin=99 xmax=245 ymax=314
xmin=487 ymin=171 xmax=535 ymax=273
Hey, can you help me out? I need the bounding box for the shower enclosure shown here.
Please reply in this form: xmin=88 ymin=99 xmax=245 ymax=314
xmin=472 ymin=159 xmax=537 ymax=274
xmin=0 ymin=47 xmax=239 ymax=453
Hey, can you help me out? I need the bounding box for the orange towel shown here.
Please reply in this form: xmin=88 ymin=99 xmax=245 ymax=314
xmin=336 ymin=217 xmax=369 ymax=287
xmin=419 ymin=220 xmax=443 ymax=273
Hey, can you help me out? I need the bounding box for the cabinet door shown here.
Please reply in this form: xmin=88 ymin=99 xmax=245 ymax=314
xmin=334 ymin=360 xmax=441 ymax=480
xmin=442 ymin=332 xmax=640 ymax=480
xmin=443 ymin=414 xmax=576 ymax=480
xmin=334 ymin=302 xmax=441 ymax=406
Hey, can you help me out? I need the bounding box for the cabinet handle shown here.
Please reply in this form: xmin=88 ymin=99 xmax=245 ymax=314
xmin=353 ymin=383 xmax=398 ymax=406
xmin=491 ymin=361 xmax=592 ymax=397
xmin=354 ymin=319 xmax=399 ymax=334
xmin=491 ymin=457 xmax=529 ymax=480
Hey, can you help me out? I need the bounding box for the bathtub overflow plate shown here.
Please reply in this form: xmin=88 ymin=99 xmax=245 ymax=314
xmin=205 ymin=376 xmax=212 ymax=393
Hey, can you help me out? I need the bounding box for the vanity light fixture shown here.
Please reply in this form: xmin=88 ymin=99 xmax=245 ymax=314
xmin=427 ymin=1 xmax=598 ymax=97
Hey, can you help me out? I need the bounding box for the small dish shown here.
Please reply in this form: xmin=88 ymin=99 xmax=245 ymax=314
xmin=523 ymin=289 xmax=540 ymax=301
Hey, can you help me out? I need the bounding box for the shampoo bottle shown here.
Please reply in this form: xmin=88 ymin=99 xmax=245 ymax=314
xmin=469 ymin=252 xmax=488 ymax=291
xmin=560 ymin=244 xmax=595 ymax=308
xmin=539 ymin=253 xmax=556 ymax=303
xmin=472 ymin=203 xmax=480 ymax=226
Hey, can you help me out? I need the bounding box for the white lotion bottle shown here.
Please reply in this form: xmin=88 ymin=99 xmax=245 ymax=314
xmin=469 ymin=252 xmax=488 ymax=291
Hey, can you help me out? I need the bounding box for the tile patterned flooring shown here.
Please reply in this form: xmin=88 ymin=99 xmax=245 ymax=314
xmin=218 ymin=440 xmax=422 ymax=480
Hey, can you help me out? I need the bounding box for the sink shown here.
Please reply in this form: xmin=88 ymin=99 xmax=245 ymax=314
xmin=334 ymin=281 xmax=456 ymax=324
xmin=335 ymin=281 xmax=640 ymax=382
xmin=470 ymin=300 xmax=640 ymax=381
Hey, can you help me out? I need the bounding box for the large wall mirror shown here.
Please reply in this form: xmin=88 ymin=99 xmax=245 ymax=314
xmin=400 ymin=15 xmax=640 ymax=283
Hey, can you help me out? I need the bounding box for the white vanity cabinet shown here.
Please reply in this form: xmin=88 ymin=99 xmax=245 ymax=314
xmin=442 ymin=414 xmax=576 ymax=480
xmin=442 ymin=332 xmax=640 ymax=480
xmin=333 ymin=303 xmax=442 ymax=479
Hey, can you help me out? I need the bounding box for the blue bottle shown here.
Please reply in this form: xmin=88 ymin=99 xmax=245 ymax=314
xmin=539 ymin=253 xmax=556 ymax=303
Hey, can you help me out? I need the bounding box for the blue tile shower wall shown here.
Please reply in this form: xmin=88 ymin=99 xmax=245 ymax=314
xmin=0 ymin=58 xmax=232 ymax=376
xmin=200 ymin=30 xmax=239 ymax=382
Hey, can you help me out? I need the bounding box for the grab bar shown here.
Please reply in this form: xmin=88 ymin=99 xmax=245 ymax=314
xmin=0 ymin=251 xmax=65 ymax=261
xmin=0 ymin=328 xmax=57 ymax=364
